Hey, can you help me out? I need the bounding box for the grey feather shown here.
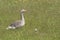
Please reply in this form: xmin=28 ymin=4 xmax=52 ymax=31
xmin=9 ymin=20 xmax=21 ymax=27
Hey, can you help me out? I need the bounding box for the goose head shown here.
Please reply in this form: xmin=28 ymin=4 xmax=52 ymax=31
xmin=21 ymin=9 xmax=26 ymax=13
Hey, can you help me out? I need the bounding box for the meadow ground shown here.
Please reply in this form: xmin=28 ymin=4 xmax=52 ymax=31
xmin=0 ymin=0 xmax=60 ymax=40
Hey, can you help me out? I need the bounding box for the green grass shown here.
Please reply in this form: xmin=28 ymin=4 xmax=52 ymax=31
xmin=0 ymin=0 xmax=60 ymax=40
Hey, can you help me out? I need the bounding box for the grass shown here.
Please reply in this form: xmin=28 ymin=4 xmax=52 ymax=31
xmin=0 ymin=0 xmax=60 ymax=40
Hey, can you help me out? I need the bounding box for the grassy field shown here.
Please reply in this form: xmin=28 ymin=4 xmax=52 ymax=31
xmin=0 ymin=0 xmax=60 ymax=40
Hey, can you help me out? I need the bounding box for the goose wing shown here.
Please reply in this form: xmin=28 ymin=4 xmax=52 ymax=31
xmin=9 ymin=20 xmax=21 ymax=27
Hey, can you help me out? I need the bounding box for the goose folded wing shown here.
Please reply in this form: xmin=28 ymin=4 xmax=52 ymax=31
xmin=9 ymin=20 xmax=21 ymax=27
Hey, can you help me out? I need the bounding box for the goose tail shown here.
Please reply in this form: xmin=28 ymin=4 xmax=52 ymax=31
xmin=6 ymin=26 xmax=16 ymax=30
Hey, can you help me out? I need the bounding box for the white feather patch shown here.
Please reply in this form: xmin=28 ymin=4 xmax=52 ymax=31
xmin=6 ymin=26 xmax=16 ymax=30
